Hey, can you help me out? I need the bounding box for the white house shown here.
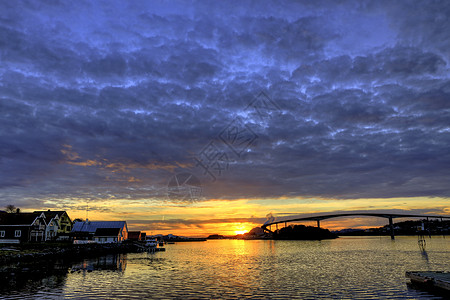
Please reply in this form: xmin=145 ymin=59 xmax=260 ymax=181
xmin=34 ymin=210 xmax=73 ymax=240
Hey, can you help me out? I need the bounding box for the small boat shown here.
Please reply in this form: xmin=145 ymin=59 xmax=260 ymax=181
xmin=145 ymin=239 xmax=157 ymax=248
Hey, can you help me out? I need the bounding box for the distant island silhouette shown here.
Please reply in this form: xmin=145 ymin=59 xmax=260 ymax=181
xmin=273 ymin=225 xmax=337 ymax=240
xmin=206 ymin=234 xmax=225 ymax=239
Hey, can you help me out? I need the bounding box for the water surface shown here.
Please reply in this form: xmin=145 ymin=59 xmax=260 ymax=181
xmin=1 ymin=236 xmax=448 ymax=299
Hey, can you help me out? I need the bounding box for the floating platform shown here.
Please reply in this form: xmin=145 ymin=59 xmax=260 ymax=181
xmin=406 ymin=271 xmax=450 ymax=292
xmin=146 ymin=247 xmax=165 ymax=253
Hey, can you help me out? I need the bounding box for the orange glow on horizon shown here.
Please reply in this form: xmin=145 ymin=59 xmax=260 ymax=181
xmin=232 ymin=223 xmax=253 ymax=235
xmin=32 ymin=196 xmax=449 ymax=237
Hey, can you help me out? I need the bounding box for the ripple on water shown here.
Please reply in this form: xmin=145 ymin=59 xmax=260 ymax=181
xmin=0 ymin=237 xmax=449 ymax=299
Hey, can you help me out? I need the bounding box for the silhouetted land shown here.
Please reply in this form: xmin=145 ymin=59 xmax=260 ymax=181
xmin=273 ymin=225 xmax=337 ymax=240
xmin=206 ymin=234 xmax=225 ymax=239
xmin=334 ymin=219 xmax=450 ymax=236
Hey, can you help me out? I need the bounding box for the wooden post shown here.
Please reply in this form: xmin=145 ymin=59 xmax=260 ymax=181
xmin=317 ymin=220 xmax=320 ymax=228
xmin=389 ymin=217 xmax=395 ymax=240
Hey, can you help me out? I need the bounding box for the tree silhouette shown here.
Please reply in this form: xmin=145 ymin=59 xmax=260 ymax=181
xmin=5 ymin=205 xmax=20 ymax=213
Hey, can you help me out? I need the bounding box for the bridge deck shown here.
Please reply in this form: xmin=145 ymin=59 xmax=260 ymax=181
xmin=262 ymin=213 xmax=450 ymax=229
xmin=261 ymin=213 xmax=450 ymax=240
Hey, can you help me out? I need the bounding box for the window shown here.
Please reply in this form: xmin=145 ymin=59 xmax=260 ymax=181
xmin=15 ymin=230 xmax=21 ymax=237
xmin=0 ymin=231 xmax=5 ymax=237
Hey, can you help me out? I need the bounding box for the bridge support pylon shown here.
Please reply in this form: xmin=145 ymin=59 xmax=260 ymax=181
xmin=389 ymin=217 xmax=395 ymax=240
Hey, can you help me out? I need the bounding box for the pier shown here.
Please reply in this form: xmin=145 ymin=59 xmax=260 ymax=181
xmin=406 ymin=271 xmax=450 ymax=293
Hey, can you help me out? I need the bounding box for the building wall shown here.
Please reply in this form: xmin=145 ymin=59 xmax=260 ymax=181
xmin=46 ymin=220 xmax=59 ymax=241
xmin=0 ymin=226 xmax=31 ymax=243
xmin=121 ymin=225 xmax=128 ymax=240
xmin=94 ymin=236 xmax=119 ymax=243
xmin=58 ymin=213 xmax=73 ymax=234
xmin=31 ymin=217 xmax=47 ymax=242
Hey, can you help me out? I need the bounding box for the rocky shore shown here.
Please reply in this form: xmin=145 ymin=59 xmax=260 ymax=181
xmin=0 ymin=242 xmax=148 ymax=290
xmin=0 ymin=242 xmax=142 ymax=265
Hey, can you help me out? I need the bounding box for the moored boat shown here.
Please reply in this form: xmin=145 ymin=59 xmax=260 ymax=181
xmin=145 ymin=239 xmax=157 ymax=248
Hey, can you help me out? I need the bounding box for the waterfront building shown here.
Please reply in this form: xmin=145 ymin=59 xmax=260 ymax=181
xmin=0 ymin=212 xmax=47 ymax=243
xmin=127 ymin=231 xmax=142 ymax=241
xmin=71 ymin=220 xmax=128 ymax=244
xmin=93 ymin=228 xmax=124 ymax=243
xmin=34 ymin=210 xmax=73 ymax=241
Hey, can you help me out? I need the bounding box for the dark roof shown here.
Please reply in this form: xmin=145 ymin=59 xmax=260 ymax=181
xmin=0 ymin=212 xmax=42 ymax=226
xmin=94 ymin=227 xmax=121 ymax=237
xmin=33 ymin=210 xmax=69 ymax=220
xmin=72 ymin=221 xmax=127 ymax=233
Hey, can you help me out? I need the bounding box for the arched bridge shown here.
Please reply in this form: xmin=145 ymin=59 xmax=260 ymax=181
xmin=261 ymin=212 xmax=450 ymax=239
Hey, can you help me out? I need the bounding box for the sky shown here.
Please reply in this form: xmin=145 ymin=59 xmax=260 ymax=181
xmin=1 ymin=0 xmax=449 ymax=236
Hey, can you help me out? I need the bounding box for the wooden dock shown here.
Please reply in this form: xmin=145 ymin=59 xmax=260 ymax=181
xmin=406 ymin=271 xmax=450 ymax=292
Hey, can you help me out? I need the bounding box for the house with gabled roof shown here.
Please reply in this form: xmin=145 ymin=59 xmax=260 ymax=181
xmin=71 ymin=220 xmax=128 ymax=244
xmin=0 ymin=212 xmax=47 ymax=243
xmin=94 ymin=228 xmax=124 ymax=243
xmin=34 ymin=210 xmax=73 ymax=241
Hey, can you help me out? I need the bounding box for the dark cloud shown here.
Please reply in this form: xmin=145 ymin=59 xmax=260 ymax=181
xmin=1 ymin=0 xmax=449 ymax=207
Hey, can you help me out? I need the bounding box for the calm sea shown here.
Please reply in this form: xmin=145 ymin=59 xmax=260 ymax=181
xmin=1 ymin=236 xmax=449 ymax=299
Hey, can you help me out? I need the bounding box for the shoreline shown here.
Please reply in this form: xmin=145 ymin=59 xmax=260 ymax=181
xmin=2 ymin=233 xmax=447 ymax=264
xmin=0 ymin=242 xmax=143 ymax=266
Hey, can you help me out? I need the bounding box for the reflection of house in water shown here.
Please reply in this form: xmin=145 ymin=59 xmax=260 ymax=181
xmin=71 ymin=254 xmax=127 ymax=273
xmin=1 ymin=259 xmax=71 ymax=293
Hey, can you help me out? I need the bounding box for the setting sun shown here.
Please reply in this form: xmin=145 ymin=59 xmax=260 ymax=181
xmin=233 ymin=223 xmax=252 ymax=235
